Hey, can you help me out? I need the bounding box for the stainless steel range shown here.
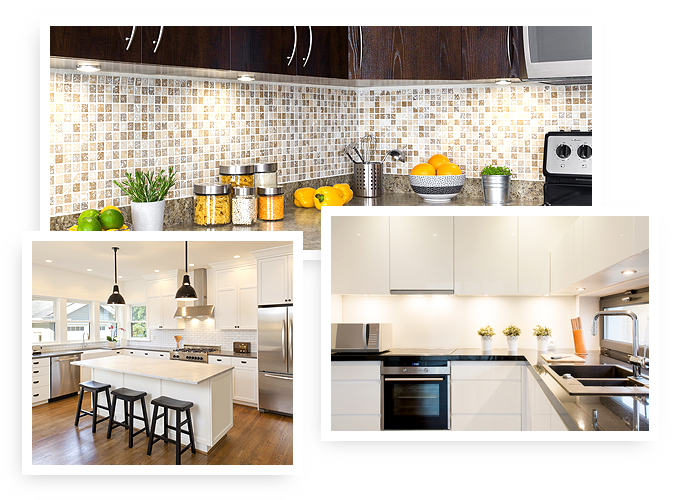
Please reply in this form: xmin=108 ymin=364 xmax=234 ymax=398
xmin=543 ymin=130 xmax=592 ymax=206
xmin=170 ymin=344 xmax=220 ymax=363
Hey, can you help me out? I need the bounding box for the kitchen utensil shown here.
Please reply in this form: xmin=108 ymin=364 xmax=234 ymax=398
xmin=343 ymin=143 xmax=362 ymax=164
xmin=571 ymin=316 xmax=587 ymax=354
xmin=361 ymin=133 xmax=375 ymax=163
xmin=174 ymin=335 xmax=183 ymax=349
xmin=540 ymin=353 xmax=586 ymax=363
xmin=352 ymin=145 xmax=365 ymax=163
xmin=353 ymin=161 xmax=383 ymax=197
xmin=409 ymin=173 xmax=465 ymax=203
xmin=381 ymin=149 xmax=406 ymax=164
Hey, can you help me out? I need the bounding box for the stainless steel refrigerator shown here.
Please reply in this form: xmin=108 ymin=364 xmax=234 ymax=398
xmin=257 ymin=305 xmax=293 ymax=416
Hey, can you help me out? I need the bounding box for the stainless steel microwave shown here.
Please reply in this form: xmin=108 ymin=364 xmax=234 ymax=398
xmin=520 ymin=26 xmax=592 ymax=84
xmin=331 ymin=323 xmax=392 ymax=353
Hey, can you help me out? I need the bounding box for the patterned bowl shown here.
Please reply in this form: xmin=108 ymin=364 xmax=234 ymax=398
xmin=409 ymin=173 xmax=466 ymax=203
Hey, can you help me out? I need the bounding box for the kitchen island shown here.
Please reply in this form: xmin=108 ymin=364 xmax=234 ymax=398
xmin=72 ymin=356 xmax=234 ymax=453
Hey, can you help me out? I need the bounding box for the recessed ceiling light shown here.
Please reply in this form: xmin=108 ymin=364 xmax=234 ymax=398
xmin=45 ymin=260 xmax=52 ymax=263
xmin=621 ymin=270 xmax=637 ymax=275
xmin=154 ymin=270 xmax=160 ymax=273
xmin=87 ymin=269 xmax=92 ymax=272
xmin=237 ymin=74 xmax=255 ymax=82
xmin=233 ymin=255 xmax=241 ymax=259
xmin=76 ymin=63 xmax=101 ymax=73
xmin=576 ymin=287 xmax=586 ymax=291
xmin=189 ymin=263 xmax=194 ymax=267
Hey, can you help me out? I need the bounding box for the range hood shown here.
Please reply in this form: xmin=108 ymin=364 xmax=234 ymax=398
xmin=173 ymin=268 xmax=214 ymax=318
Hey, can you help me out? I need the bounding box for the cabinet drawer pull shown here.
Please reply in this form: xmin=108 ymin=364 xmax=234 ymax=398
xmin=302 ymin=26 xmax=312 ymax=67
xmin=287 ymin=26 xmax=297 ymax=66
xmin=33 ymin=394 xmax=40 ymax=397
xmin=33 ymin=361 xmax=39 ymax=365
xmin=125 ymin=26 xmax=137 ymax=51
xmin=152 ymin=26 xmax=164 ymax=54
xmin=145 ymin=352 xmax=149 ymax=355
xmin=33 ymin=380 xmax=39 ymax=384
xmin=240 ymin=360 xmax=246 ymax=364
xmin=216 ymin=359 xmax=222 ymax=362
xmin=33 ymin=370 xmax=39 ymax=373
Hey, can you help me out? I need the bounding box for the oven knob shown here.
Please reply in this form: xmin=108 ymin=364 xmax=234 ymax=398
xmin=577 ymin=144 xmax=592 ymax=159
xmin=402 ymin=368 xmax=407 ymax=373
xmin=555 ymin=144 xmax=571 ymax=159
xmin=424 ymin=368 xmax=429 ymax=373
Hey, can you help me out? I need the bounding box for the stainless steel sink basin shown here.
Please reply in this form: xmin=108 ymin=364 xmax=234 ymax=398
xmin=578 ymin=378 xmax=646 ymax=387
xmin=549 ymin=364 xmax=633 ymax=379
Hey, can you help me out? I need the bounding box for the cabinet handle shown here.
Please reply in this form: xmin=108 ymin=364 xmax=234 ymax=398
xmin=125 ymin=26 xmax=137 ymax=51
xmin=217 ymin=359 xmax=222 ymax=362
xmin=33 ymin=361 xmax=39 ymax=365
xmin=287 ymin=26 xmax=297 ymax=66
xmin=302 ymin=26 xmax=312 ymax=67
xmin=359 ymin=26 xmax=363 ymax=70
xmin=152 ymin=26 xmax=164 ymax=54
xmin=145 ymin=352 xmax=148 ymax=355
xmin=506 ymin=26 xmax=511 ymax=69
xmin=33 ymin=380 xmax=39 ymax=384
xmin=33 ymin=394 xmax=39 ymax=397
xmin=33 ymin=370 xmax=38 ymax=373
xmin=240 ymin=360 xmax=246 ymax=364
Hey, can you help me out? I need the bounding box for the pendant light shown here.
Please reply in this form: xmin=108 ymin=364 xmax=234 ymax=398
xmin=175 ymin=241 xmax=198 ymax=301
xmin=106 ymin=247 xmax=125 ymax=305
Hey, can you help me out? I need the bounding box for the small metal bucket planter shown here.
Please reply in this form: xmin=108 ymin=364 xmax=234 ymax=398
xmin=482 ymin=175 xmax=511 ymax=204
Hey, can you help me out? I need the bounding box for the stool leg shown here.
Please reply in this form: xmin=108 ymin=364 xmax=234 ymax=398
xmin=127 ymin=400 xmax=134 ymax=448
xmin=175 ymin=409 xmax=182 ymax=465
xmin=124 ymin=400 xmax=129 ymax=430
xmin=74 ymin=388 xmax=84 ymax=426
xmin=92 ymin=390 xmax=99 ymax=433
xmin=147 ymin=404 xmax=159 ymax=456
xmin=186 ymin=409 xmax=196 ymax=454
xmin=140 ymin=396 xmax=150 ymax=437
xmin=106 ymin=395 xmax=118 ymax=439
xmin=104 ymin=388 xmax=112 ymax=421
xmin=163 ymin=409 xmax=169 ymax=443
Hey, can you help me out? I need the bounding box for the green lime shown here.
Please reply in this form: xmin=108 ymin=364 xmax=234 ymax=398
xmin=99 ymin=208 xmax=125 ymax=230
xmin=77 ymin=217 xmax=103 ymax=231
xmin=77 ymin=209 xmax=100 ymax=225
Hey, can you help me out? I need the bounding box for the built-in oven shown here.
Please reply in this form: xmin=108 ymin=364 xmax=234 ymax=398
xmin=381 ymin=360 xmax=450 ymax=430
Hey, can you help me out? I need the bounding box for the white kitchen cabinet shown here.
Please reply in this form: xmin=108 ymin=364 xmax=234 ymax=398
xmin=633 ymin=216 xmax=649 ymax=255
xmin=331 ymin=216 xmax=390 ymax=295
xmin=211 ymin=260 xmax=258 ymax=330
xmin=331 ymin=361 xmax=381 ymax=431
xmin=30 ymin=357 xmax=50 ymax=406
xmin=143 ymin=270 xmax=184 ymax=330
xmin=251 ymin=245 xmax=294 ymax=305
xmin=208 ymin=355 xmax=258 ymax=406
xmin=450 ymin=361 xmax=523 ymax=431
xmin=389 ymin=216 xmax=454 ymax=292
xmin=582 ymin=217 xmax=635 ymax=279
xmin=454 ymin=217 xmax=518 ymax=295
xmin=524 ymin=366 xmax=568 ymax=431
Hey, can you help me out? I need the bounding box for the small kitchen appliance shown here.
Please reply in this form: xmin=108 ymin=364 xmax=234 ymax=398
xmin=542 ymin=130 xmax=592 ymax=206
xmin=233 ymin=342 xmax=251 ymax=353
xmin=170 ymin=344 xmax=220 ymax=363
xmin=519 ymin=26 xmax=592 ymax=84
xmin=331 ymin=323 xmax=392 ymax=354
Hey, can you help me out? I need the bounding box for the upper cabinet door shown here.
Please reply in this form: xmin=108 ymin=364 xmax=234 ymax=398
xmin=296 ymin=26 xmax=348 ymax=78
xmin=50 ymin=26 xmax=142 ymax=63
xmin=230 ymin=26 xmax=297 ymax=76
xmin=461 ymin=26 xmax=522 ymax=80
xmin=389 ymin=216 xmax=454 ymax=292
xmin=141 ymin=26 xmax=229 ymax=69
xmin=582 ymin=217 xmax=634 ymax=278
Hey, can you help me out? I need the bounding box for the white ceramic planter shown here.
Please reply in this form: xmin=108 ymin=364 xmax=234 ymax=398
xmin=536 ymin=336 xmax=551 ymax=352
xmin=506 ymin=336 xmax=519 ymax=354
xmin=480 ymin=336 xmax=493 ymax=353
xmin=131 ymin=200 xmax=165 ymax=231
xmin=107 ymin=341 xmax=117 ymax=348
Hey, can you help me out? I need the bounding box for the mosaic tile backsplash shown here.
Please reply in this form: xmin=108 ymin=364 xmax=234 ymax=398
xmin=49 ymin=70 xmax=592 ymax=216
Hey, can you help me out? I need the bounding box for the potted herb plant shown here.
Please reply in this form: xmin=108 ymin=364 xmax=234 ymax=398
xmin=503 ymin=324 xmax=521 ymax=354
xmin=533 ymin=325 xmax=552 ymax=352
xmin=480 ymin=164 xmax=512 ymax=204
xmin=114 ymin=168 xmax=176 ymax=231
xmin=477 ymin=325 xmax=495 ymax=352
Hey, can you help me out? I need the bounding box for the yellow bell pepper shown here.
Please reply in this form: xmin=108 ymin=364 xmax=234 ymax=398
xmin=333 ymin=183 xmax=353 ymax=205
xmin=293 ymin=187 xmax=316 ymax=208
xmin=314 ymin=186 xmax=344 ymax=210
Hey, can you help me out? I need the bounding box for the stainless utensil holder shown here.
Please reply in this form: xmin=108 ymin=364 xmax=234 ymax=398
xmin=354 ymin=161 xmax=383 ymax=197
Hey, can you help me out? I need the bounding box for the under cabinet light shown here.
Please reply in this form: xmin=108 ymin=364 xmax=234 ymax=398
xmin=237 ymin=74 xmax=255 ymax=82
xmin=76 ymin=63 xmax=101 ymax=73
xmin=495 ymin=79 xmax=511 ymax=85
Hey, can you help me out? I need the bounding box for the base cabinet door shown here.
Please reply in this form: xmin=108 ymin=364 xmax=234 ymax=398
xmin=233 ymin=358 xmax=258 ymax=406
xmin=331 ymin=361 xmax=381 ymax=431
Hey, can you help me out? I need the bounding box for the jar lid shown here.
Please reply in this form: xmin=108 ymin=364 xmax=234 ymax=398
xmin=233 ymin=186 xmax=256 ymax=196
xmin=194 ymin=182 xmax=232 ymax=195
xmin=257 ymin=186 xmax=284 ymax=196
xmin=219 ymin=164 xmax=255 ymax=175
xmin=253 ymin=162 xmax=277 ymax=173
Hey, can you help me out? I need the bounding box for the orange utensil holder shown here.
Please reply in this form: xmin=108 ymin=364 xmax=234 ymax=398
xmin=572 ymin=329 xmax=587 ymax=355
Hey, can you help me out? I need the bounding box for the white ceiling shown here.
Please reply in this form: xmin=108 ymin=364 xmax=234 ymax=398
xmin=32 ymin=240 xmax=291 ymax=282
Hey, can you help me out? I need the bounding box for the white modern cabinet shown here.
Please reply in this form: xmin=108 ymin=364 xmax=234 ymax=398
xmin=389 ymin=216 xmax=454 ymax=292
xmin=450 ymin=361 xmax=523 ymax=431
xmin=124 ymin=349 xmax=170 ymax=359
xmin=251 ymin=246 xmax=293 ymax=305
xmin=208 ymin=355 xmax=258 ymax=406
xmin=30 ymin=357 xmax=50 ymax=406
xmin=454 ymin=217 xmax=518 ymax=295
xmin=331 ymin=361 xmax=381 ymax=431
xmin=524 ymin=367 xmax=569 ymax=431
xmin=331 ymin=216 xmax=390 ymax=295
xmin=143 ymin=270 xmax=184 ymax=330
xmin=582 ymin=217 xmax=635 ymax=279
xmin=211 ymin=260 xmax=258 ymax=330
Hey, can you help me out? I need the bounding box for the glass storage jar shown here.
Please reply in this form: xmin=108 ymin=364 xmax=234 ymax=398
xmin=231 ymin=187 xmax=258 ymax=225
xmin=257 ymin=186 xmax=285 ymax=221
xmin=219 ymin=164 xmax=255 ymax=188
xmin=194 ymin=183 xmax=232 ymax=226
xmin=254 ymin=163 xmax=278 ymax=188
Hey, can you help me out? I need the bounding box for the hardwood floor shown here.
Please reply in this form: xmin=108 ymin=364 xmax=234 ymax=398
xmin=32 ymin=394 xmax=293 ymax=465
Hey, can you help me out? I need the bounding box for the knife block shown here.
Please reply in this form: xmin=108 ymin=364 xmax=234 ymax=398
xmin=572 ymin=329 xmax=587 ymax=355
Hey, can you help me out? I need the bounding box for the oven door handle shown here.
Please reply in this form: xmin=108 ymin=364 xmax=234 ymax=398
xmin=383 ymin=377 xmax=445 ymax=382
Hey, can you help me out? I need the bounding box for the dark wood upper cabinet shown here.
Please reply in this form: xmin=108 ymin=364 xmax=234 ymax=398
xmin=461 ymin=26 xmax=522 ymax=80
xmin=296 ymin=26 xmax=348 ymax=79
xmin=50 ymin=26 xmax=142 ymax=63
xmin=141 ymin=27 xmax=229 ymax=70
xmin=230 ymin=27 xmax=297 ymax=76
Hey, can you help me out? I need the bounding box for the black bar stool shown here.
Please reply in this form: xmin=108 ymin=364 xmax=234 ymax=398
xmin=146 ymin=396 xmax=196 ymax=465
xmin=74 ymin=380 xmax=112 ymax=433
xmin=106 ymin=387 xmax=150 ymax=448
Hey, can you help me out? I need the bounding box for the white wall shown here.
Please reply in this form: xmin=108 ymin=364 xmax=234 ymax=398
xmin=121 ymin=277 xmax=146 ymax=304
xmin=340 ymin=294 xmax=592 ymax=351
xmin=33 ymin=264 xmax=112 ymax=301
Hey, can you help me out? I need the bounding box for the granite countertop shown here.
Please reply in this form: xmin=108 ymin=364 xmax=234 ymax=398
xmin=72 ymin=356 xmax=232 ymax=385
xmin=32 ymin=347 xmax=257 ymax=359
xmin=331 ymin=348 xmax=650 ymax=432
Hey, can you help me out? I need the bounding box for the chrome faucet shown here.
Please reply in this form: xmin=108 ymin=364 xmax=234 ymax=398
xmin=82 ymin=330 xmax=88 ymax=350
xmin=591 ymin=310 xmax=648 ymax=379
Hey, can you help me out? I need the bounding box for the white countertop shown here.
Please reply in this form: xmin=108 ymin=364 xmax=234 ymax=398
xmin=73 ymin=356 xmax=233 ymax=385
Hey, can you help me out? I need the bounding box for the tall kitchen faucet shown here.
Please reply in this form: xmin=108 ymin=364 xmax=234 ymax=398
xmin=591 ymin=310 xmax=648 ymax=380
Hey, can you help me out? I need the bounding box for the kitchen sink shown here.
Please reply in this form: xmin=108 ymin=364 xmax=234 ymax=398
xmin=549 ymin=364 xmax=633 ymax=379
xmin=578 ymin=379 xmax=647 ymax=387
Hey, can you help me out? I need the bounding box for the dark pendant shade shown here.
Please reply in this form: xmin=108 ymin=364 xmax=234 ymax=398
xmin=107 ymin=247 xmax=125 ymax=305
xmin=175 ymin=241 xmax=198 ymax=301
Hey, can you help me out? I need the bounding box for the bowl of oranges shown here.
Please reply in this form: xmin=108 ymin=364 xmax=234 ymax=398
xmin=408 ymin=154 xmax=465 ymax=203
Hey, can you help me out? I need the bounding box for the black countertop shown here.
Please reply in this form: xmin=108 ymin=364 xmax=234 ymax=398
xmin=331 ymin=348 xmax=650 ymax=432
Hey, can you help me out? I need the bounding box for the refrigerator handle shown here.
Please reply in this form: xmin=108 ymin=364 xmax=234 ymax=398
xmin=288 ymin=317 xmax=293 ymax=367
xmin=282 ymin=319 xmax=287 ymax=361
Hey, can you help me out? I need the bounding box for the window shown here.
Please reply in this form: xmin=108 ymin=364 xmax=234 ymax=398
xmin=66 ymin=301 xmax=91 ymax=342
xmin=130 ymin=304 xmax=147 ymax=339
xmin=100 ymin=304 xmax=119 ymax=340
xmin=600 ymin=288 xmax=649 ymax=357
xmin=32 ymin=298 xmax=56 ymax=343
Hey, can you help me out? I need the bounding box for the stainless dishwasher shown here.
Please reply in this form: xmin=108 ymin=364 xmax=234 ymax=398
xmin=50 ymin=353 xmax=81 ymax=399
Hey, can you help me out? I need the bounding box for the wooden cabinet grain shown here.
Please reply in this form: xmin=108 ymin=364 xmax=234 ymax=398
xmin=141 ymin=26 xmax=229 ymax=69
xmin=461 ymin=26 xmax=522 ymax=80
xmin=51 ymin=26 xmax=142 ymax=63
